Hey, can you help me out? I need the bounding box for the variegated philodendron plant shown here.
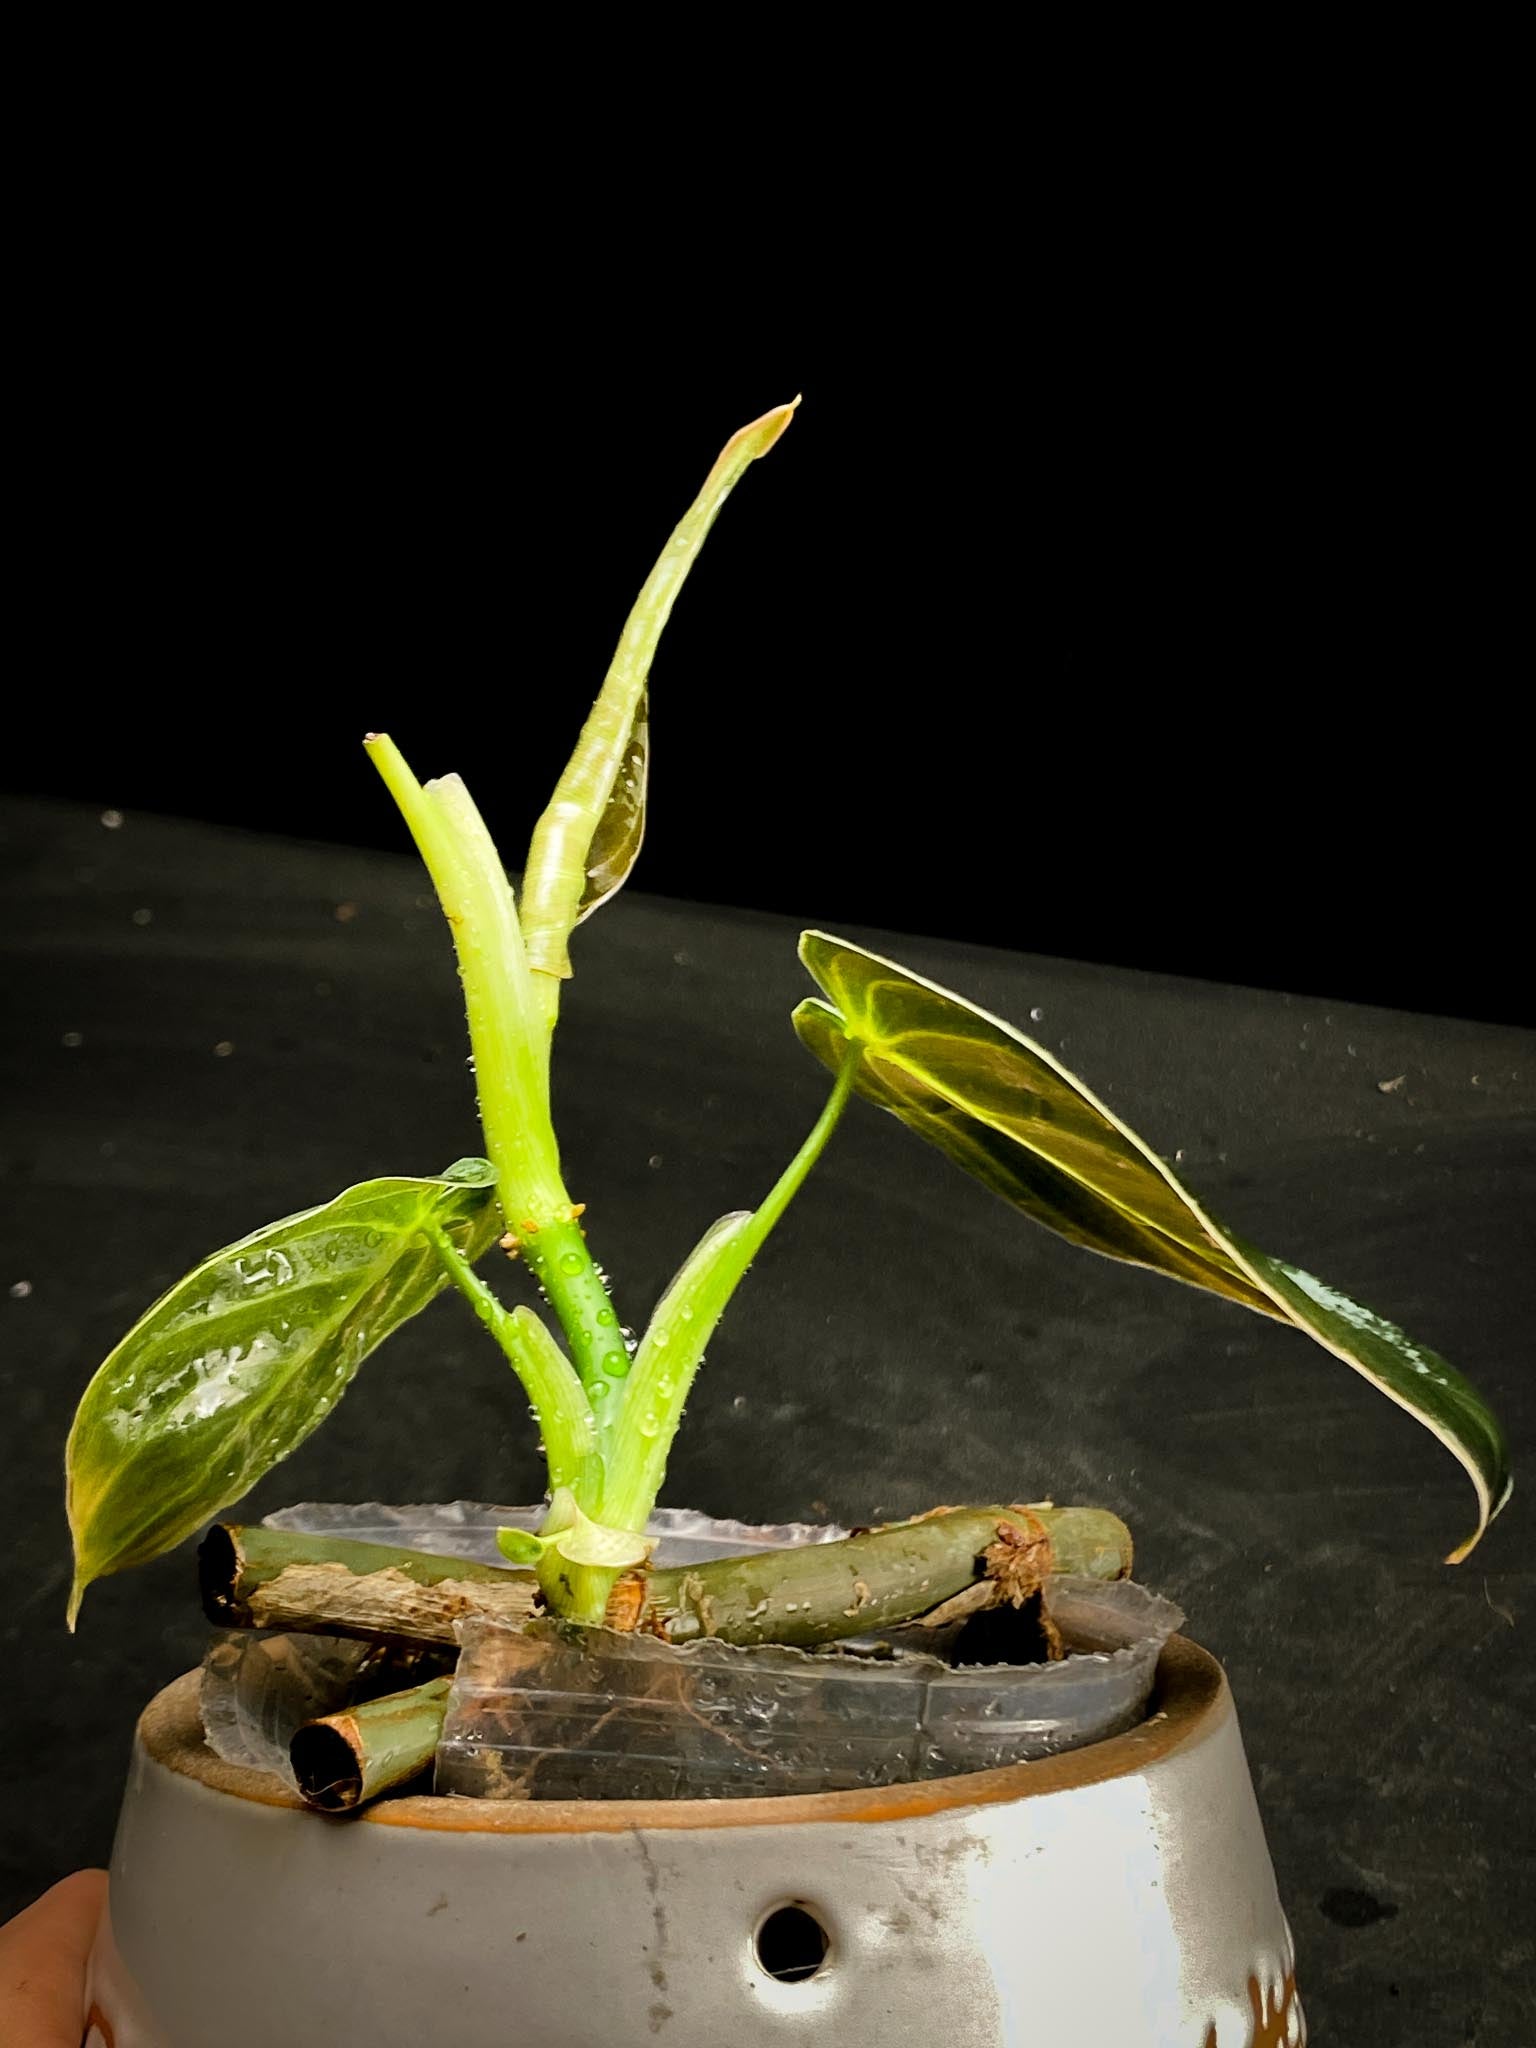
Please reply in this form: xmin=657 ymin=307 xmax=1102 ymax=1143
xmin=65 ymin=403 xmax=1512 ymax=1632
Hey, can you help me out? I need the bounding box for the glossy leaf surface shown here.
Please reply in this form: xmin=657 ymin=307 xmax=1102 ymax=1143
xmin=66 ymin=1161 xmax=500 ymax=1622
xmin=794 ymin=933 xmax=1511 ymax=1562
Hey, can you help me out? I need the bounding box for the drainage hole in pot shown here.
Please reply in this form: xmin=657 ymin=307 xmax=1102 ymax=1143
xmin=754 ymin=1903 xmax=830 ymax=1983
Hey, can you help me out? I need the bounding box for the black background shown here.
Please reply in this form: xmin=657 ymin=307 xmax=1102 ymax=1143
xmin=9 ymin=153 xmax=1526 ymax=1026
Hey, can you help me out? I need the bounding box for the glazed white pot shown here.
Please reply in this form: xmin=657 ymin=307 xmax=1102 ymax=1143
xmin=86 ymin=1638 xmax=1303 ymax=2048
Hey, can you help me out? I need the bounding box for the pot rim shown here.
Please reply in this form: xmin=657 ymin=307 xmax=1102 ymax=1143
xmin=139 ymin=1634 xmax=1226 ymax=1835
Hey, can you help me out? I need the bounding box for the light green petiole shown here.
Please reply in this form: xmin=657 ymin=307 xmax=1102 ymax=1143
xmin=602 ymin=1042 xmax=863 ymax=1534
xmin=519 ymin=399 xmax=799 ymax=1027
xmin=367 ymin=410 xmax=833 ymax=1626
xmin=367 ymin=733 xmax=626 ymax=1392
xmin=425 ymin=1224 xmax=600 ymax=1501
xmin=366 ymin=735 xmax=560 ymax=1207
xmin=517 ymin=1217 xmax=627 ymax=1403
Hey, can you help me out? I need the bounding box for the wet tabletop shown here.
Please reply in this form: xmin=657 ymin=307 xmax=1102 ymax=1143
xmin=2 ymin=798 xmax=1531 ymax=2044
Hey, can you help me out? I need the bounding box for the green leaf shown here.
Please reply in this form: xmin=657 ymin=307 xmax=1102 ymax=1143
xmin=520 ymin=399 xmax=798 ymax=989
xmin=65 ymin=1160 xmax=500 ymax=1624
xmin=794 ymin=933 xmax=1512 ymax=1563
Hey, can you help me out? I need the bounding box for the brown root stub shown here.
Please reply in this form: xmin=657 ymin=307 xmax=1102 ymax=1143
xmin=908 ymin=1579 xmax=997 ymax=1631
xmin=985 ymin=1508 xmax=1055 ymax=1607
xmin=604 ymin=1572 xmax=648 ymax=1633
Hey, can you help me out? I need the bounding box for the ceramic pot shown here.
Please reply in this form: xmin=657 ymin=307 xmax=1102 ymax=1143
xmin=86 ymin=1636 xmax=1303 ymax=2047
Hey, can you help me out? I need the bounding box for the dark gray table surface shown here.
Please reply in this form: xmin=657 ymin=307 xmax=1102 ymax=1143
xmin=2 ymin=798 xmax=1531 ymax=2043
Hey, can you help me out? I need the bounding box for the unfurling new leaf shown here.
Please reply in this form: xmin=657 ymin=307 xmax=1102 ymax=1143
xmin=65 ymin=1161 xmax=500 ymax=1624
xmin=578 ymin=685 xmax=649 ymax=925
xmin=520 ymin=399 xmax=798 ymax=990
xmin=793 ymin=933 xmax=1512 ymax=1562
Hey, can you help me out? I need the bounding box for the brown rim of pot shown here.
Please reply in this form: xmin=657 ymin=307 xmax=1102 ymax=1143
xmin=139 ymin=1634 xmax=1226 ymax=1834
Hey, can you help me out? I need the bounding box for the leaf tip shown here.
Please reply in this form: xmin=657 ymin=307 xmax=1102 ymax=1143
xmin=722 ymin=397 xmax=800 ymax=468
xmin=66 ymin=1570 xmax=86 ymax=1632
xmin=760 ymin=393 xmax=802 ymax=433
xmin=1443 ymin=1474 xmax=1513 ymax=1564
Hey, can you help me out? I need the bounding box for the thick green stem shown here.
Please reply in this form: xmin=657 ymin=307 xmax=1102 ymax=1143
xmin=290 ymin=1676 xmax=451 ymax=1812
xmin=536 ymin=1553 xmax=615 ymax=1628
xmin=625 ymin=1506 xmax=1135 ymax=1647
xmin=199 ymin=1507 xmax=1134 ymax=1650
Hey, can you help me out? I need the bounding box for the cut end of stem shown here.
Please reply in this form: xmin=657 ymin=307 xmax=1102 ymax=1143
xmin=290 ymin=1721 xmax=365 ymax=1812
xmin=197 ymin=1522 xmax=245 ymax=1625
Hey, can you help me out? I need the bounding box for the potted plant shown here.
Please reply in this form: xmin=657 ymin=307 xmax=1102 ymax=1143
xmin=67 ymin=403 xmax=1509 ymax=2048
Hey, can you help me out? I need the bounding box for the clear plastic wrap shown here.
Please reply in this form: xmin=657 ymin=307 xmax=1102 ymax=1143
xmin=221 ymin=1504 xmax=1180 ymax=1801
xmin=201 ymin=1628 xmax=452 ymax=1783
xmin=434 ymin=1576 xmax=1183 ymax=1801
xmin=199 ymin=1503 xmax=850 ymax=1785
xmin=260 ymin=1499 xmax=850 ymax=1568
